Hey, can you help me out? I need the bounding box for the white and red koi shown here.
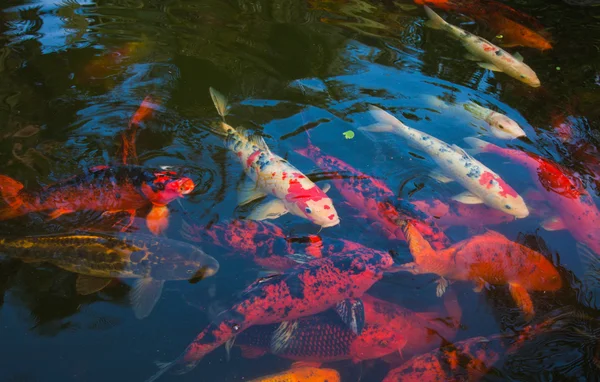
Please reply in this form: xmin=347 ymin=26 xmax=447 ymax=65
xmin=465 ymin=137 xmax=600 ymax=256
xmin=209 ymin=88 xmax=339 ymax=228
xmin=360 ymin=106 xmax=529 ymax=218
xmin=424 ymin=6 xmax=541 ymax=87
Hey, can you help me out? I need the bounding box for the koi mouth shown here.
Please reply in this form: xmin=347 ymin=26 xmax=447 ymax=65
xmin=179 ymin=179 xmax=196 ymax=195
xmin=320 ymin=216 xmax=341 ymax=228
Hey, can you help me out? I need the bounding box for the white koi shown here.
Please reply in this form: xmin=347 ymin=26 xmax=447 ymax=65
xmin=209 ymin=88 xmax=340 ymax=228
xmin=359 ymin=105 xmax=529 ymax=218
xmin=423 ymin=6 xmax=541 ymax=88
xmin=463 ymin=101 xmax=526 ymax=139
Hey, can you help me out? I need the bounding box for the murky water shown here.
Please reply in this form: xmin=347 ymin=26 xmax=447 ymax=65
xmin=0 ymin=0 xmax=600 ymax=381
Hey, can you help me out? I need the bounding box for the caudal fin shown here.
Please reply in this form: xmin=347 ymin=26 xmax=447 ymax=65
xmin=463 ymin=137 xmax=490 ymax=156
xmin=423 ymin=6 xmax=447 ymax=30
xmin=209 ymin=87 xmax=229 ymax=120
xmin=0 ymin=175 xmax=24 ymax=219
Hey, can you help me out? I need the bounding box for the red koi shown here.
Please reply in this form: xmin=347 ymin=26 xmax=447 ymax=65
xmin=465 ymin=137 xmax=600 ymax=256
xmin=396 ymin=220 xmax=562 ymax=319
xmin=231 ymin=294 xmax=458 ymax=364
xmin=144 ymin=248 xmax=394 ymax=381
xmin=122 ymin=95 xmax=159 ymax=164
xmin=295 ymin=143 xmax=449 ymax=249
xmin=182 ymin=219 xmax=323 ymax=271
xmin=382 ymin=335 xmax=502 ymax=382
xmin=0 ymin=166 xmax=194 ymax=234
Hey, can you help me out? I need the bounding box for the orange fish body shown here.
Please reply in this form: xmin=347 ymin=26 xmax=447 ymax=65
xmin=399 ymin=222 xmax=561 ymax=318
xmin=415 ymin=0 xmax=552 ymax=51
xmin=248 ymin=367 xmax=340 ymax=382
xmin=382 ymin=336 xmax=501 ymax=382
xmin=122 ymin=95 xmax=159 ymax=164
xmin=0 ymin=166 xmax=194 ymax=234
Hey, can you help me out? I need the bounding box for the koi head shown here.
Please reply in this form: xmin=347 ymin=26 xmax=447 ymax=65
xmin=524 ymin=262 xmax=562 ymax=292
xmin=141 ymin=171 xmax=195 ymax=206
xmin=285 ymin=177 xmax=340 ymax=228
xmin=351 ymin=325 xmax=404 ymax=360
xmin=512 ymin=65 xmax=541 ymax=88
xmin=487 ymin=114 xmax=526 ymax=139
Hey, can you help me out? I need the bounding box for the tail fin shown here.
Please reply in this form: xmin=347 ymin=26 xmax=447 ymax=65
xmin=463 ymin=137 xmax=490 ymax=156
xmin=423 ymin=5 xmax=447 ymax=30
xmin=0 ymin=175 xmax=24 ymax=219
xmin=209 ymin=87 xmax=229 ymax=120
xmin=368 ymin=105 xmax=410 ymax=130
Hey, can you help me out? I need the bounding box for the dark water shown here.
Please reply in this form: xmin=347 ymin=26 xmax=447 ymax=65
xmin=0 ymin=0 xmax=599 ymax=381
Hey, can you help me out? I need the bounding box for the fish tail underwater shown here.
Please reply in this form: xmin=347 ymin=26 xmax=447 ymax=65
xmin=0 ymin=0 xmax=600 ymax=381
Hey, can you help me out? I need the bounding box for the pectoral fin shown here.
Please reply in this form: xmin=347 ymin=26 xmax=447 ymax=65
xmin=321 ymin=183 xmax=331 ymax=193
xmin=464 ymin=53 xmax=480 ymax=61
xmin=541 ymin=216 xmax=566 ymax=231
xmin=247 ymin=199 xmax=288 ymax=221
xmin=429 ymin=170 xmax=454 ymax=184
xmin=130 ymin=278 xmax=165 ymax=319
xmin=225 ymin=336 xmax=236 ymax=362
xmin=452 ymin=191 xmax=484 ymax=204
xmin=146 ymin=205 xmax=169 ymax=235
xmin=238 ymin=179 xmax=267 ymax=206
xmin=436 ymin=276 xmax=450 ymax=297
xmin=508 ymin=282 xmax=534 ymax=320
xmin=477 ymin=62 xmax=502 ymax=72
xmin=76 ymin=275 xmax=112 ymax=295
xmin=336 ymin=298 xmax=366 ymax=335
xmin=513 ymin=52 xmax=524 ymax=62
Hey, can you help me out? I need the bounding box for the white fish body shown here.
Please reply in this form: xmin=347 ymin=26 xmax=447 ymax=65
xmin=209 ymin=88 xmax=340 ymax=228
xmin=463 ymin=101 xmax=526 ymax=139
xmin=360 ymin=105 xmax=529 ymax=218
xmin=423 ymin=6 xmax=541 ymax=88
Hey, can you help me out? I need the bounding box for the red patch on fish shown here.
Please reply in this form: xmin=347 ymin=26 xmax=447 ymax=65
xmin=479 ymin=171 xmax=518 ymax=198
xmin=246 ymin=150 xmax=262 ymax=168
xmin=282 ymin=172 xmax=287 ymax=180
xmin=482 ymin=44 xmax=495 ymax=52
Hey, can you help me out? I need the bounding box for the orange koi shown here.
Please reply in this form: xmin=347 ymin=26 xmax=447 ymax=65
xmin=248 ymin=366 xmax=340 ymax=382
xmin=396 ymin=220 xmax=562 ymax=319
xmin=121 ymin=95 xmax=159 ymax=164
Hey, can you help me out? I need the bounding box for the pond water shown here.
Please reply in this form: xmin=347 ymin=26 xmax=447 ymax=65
xmin=0 ymin=0 xmax=600 ymax=381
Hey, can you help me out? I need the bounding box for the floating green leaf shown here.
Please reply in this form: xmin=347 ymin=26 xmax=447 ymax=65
xmin=343 ymin=130 xmax=355 ymax=139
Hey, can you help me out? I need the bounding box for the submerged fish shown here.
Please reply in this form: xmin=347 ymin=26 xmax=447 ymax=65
xmin=382 ymin=335 xmax=501 ymax=382
xmin=463 ymin=102 xmax=526 ymax=139
xmin=0 ymin=165 xmax=194 ymax=234
xmin=182 ymin=219 xmax=323 ymax=271
xmin=121 ymin=95 xmax=159 ymax=165
xmin=230 ymin=294 xmax=458 ymax=363
xmin=465 ymin=137 xmax=600 ymax=257
xmin=0 ymin=233 xmax=219 ymax=319
xmin=295 ymin=141 xmax=450 ymax=249
xmin=411 ymin=198 xmax=515 ymax=229
xmin=144 ymin=247 xmax=393 ymax=381
xmin=360 ymin=106 xmax=529 ymax=218
xmin=415 ymin=0 xmax=552 ymax=51
xmin=396 ymin=220 xmax=562 ymax=318
xmin=423 ymin=6 xmax=541 ymax=87
xmin=209 ymin=88 xmax=339 ymax=228
xmin=248 ymin=366 xmax=340 ymax=382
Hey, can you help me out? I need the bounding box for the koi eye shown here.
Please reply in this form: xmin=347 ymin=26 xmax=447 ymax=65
xmin=498 ymin=124 xmax=505 ymax=130
xmin=305 ymin=207 xmax=312 ymax=214
xmin=520 ymin=75 xmax=526 ymax=78
xmin=379 ymin=340 xmax=389 ymax=347
xmin=504 ymin=205 xmax=512 ymax=210
xmin=231 ymin=323 xmax=241 ymax=332
xmin=155 ymin=182 xmax=165 ymax=191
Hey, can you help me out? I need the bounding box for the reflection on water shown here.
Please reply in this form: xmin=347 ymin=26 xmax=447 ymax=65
xmin=0 ymin=0 xmax=599 ymax=381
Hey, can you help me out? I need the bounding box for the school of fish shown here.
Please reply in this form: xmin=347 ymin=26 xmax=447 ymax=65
xmin=1 ymin=2 xmax=598 ymax=382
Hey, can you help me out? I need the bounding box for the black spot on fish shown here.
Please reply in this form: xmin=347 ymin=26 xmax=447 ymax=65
xmin=495 ymin=50 xmax=503 ymax=56
xmin=286 ymin=276 xmax=305 ymax=300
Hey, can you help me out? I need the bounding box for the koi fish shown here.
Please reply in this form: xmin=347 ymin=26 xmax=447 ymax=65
xmin=382 ymin=335 xmax=501 ymax=382
xmin=465 ymin=137 xmax=600 ymax=257
xmin=144 ymin=247 xmax=394 ymax=381
xmin=248 ymin=366 xmax=340 ymax=382
xmin=229 ymin=294 xmax=458 ymax=364
xmin=411 ymin=198 xmax=515 ymax=229
xmin=294 ymin=142 xmax=449 ymax=249
xmin=415 ymin=0 xmax=552 ymax=51
xmin=181 ymin=219 xmax=323 ymax=271
xmin=0 ymin=233 xmax=219 ymax=319
xmin=121 ymin=95 xmax=159 ymax=165
xmin=0 ymin=165 xmax=194 ymax=235
xmin=396 ymin=220 xmax=562 ymax=318
xmin=423 ymin=6 xmax=541 ymax=87
xmin=463 ymin=101 xmax=526 ymax=139
xmin=360 ymin=106 xmax=529 ymax=218
xmin=209 ymin=88 xmax=339 ymax=228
